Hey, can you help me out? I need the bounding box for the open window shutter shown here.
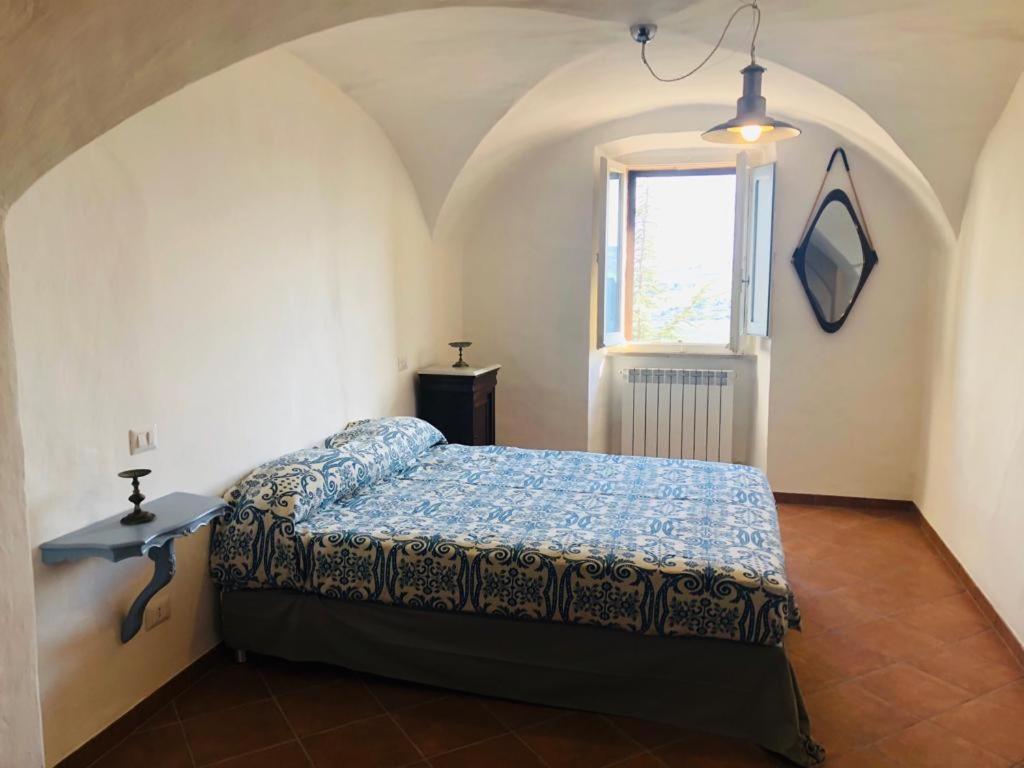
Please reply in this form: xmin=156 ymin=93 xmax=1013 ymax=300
xmin=597 ymin=157 xmax=627 ymax=347
xmin=743 ymin=162 xmax=776 ymax=337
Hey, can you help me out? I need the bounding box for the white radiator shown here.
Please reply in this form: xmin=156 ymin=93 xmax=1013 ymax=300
xmin=620 ymin=368 xmax=735 ymax=462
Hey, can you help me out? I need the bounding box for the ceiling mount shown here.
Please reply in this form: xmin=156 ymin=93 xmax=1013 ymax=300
xmin=629 ymin=24 xmax=657 ymax=45
xmin=630 ymin=2 xmax=800 ymax=145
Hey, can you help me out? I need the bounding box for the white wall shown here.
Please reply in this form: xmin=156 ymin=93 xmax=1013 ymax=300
xmin=917 ymin=73 xmax=1024 ymax=645
xmin=0 ymin=231 xmax=45 ymax=767
xmin=5 ymin=49 xmax=459 ymax=765
xmin=765 ymin=130 xmax=948 ymax=499
xmin=454 ymin=110 xmax=943 ymax=503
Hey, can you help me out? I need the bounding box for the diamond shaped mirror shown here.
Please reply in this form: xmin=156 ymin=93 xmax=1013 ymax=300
xmin=793 ymin=187 xmax=878 ymax=333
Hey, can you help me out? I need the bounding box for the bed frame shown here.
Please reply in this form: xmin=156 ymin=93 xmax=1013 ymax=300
xmin=221 ymin=589 xmax=824 ymax=766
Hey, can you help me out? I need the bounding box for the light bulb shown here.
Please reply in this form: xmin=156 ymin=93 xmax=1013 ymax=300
xmin=739 ymin=124 xmax=764 ymax=142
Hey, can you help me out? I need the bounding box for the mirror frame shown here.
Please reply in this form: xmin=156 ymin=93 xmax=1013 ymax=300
xmin=792 ymin=188 xmax=878 ymax=333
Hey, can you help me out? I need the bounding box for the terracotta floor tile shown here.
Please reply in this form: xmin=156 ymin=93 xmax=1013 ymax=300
xmin=789 ymin=631 xmax=891 ymax=684
xmin=819 ymin=554 xmax=893 ymax=583
xmin=805 ymin=680 xmax=918 ymax=755
xmin=823 ymin=746 xmax=900 ymax=768
xmin=805 ymin=521 xmax=877 ymax=547
xmin=175 ymin=663 xmax=270 ymax=720
xmin=788 ymin=650 xmax=837 ymax=694
xmin=856 ymin=663 xmax=972 ymax=719
xmin=876 ymin=720 xmax=1009 ymax=768
xmin=91 ymin=724 xmax=192 ymax=768
xmin=932 ymin=697 xmax=1024 ymax=762
xmin=911 ymin=638 xmax=1023 ymax=696
xmin=363 ymin=676 xmax=450 ymax=712
xmin=481 ymin=697 xmax=562 ymax=730
xmin=781 ymin=534 xmax=847 ymax=564
xmin=182 ymin=699 xmax=292 ymax=766
xmin=898 ymin=556 xmax=965 ymax=585
xmin=891 ymin=570 xmax=966 ymax=603
xmin=277 ymin=677 xmax=383 ymax=736
xmin=428 ymin=733 xmax=545 ymax=768
xmin=135 ymin=703 xmax=178 ymax=732
xmin=210 ymin=741 xmax=311 ymax=768
xmin=957 ymin=630 xmax=1024 ymax=666
xmin=841 ymin=581 xmax=924 ymax=616
xmin=653 ymin=730 xmax=778 ymax=767
xmin=786 ymin=560 xmax=861 ymax=596
xmin=853 ymin=525 xmax=925 ymax=551
xmin=603 ymin=715 xmax=686 ymax=749
xmin=605 ymin=755 xmax=668 ymax=768
xmin=302 ymin=715 xmax=421 ymax=768
xmin=392 ymin=695 xmax=506 ymax=757
xmin=257 ymin=657 xmax=354 ymax=696
xmin=893 ymin=592 xmax=990 ymax=642
xmin=798 ymin=591 xmax=883 ymax=635
xmin=519 ymin=712 xmax=642 ymax=768
xmin=801 ymin=506 xmax=875 ymax=530
xmin=979 ymin=680 xmax=1024 ymax=716
xmin=833 ymin=618 xmax=948 ymax=661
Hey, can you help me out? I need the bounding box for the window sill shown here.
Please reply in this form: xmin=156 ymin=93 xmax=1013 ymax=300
xmin=603 ymin=344 xmax=753 ymax=359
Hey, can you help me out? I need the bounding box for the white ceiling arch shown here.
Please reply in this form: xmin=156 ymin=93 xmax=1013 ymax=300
xmin=287 ymin=0 xmax=1024 ymax=236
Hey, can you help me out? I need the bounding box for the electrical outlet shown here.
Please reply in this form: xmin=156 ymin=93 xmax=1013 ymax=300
xmin=144 ymin=596 xmax=171 ymax=630
xmin=397 ymin=356 xmax=409 ymax=372
xmin=129 ymin=426 xmax=157 ymax=455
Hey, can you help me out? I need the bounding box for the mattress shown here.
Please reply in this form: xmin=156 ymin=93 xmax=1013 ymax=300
xmin=211 ymin=418 xmax=799 ymax=646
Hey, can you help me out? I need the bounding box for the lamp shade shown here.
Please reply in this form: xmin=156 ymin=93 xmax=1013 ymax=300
xmin=702 ymin=63 xmax=800 ymax=145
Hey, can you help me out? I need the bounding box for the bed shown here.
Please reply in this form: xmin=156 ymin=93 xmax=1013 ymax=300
xmin=211 ymin=417 xmax=823 ymax=765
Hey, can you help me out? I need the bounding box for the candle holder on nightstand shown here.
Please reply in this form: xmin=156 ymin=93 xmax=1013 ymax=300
xmin=118 ymin=468 xmax=155 ymax=526
xmin=449 ymin=341 xmax=472 ymax=368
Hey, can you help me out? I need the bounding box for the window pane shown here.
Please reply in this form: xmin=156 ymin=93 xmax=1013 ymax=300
xmin=631 ymin=171 xmax=735 ymax=345
xmin=604 ymin=172 xmax=622 ymax=335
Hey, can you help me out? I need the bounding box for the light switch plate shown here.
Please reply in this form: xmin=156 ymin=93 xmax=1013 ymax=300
xmin=129 ymin=426 xmax=157 ymax=455
xmin=397 ymin=356 xmax=409 ymax=372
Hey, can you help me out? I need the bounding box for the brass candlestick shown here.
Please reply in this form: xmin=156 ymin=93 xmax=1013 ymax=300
xmin=449 ymin=341 xmax=472 ymax=368
xmin=118 ymin=469 xmax=155 ymax=526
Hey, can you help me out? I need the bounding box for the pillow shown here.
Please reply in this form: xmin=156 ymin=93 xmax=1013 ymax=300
xmin=223 ymin=447 xmax=370 ymax=523
xmin=324 ymin=416 xmax=445 ymax=459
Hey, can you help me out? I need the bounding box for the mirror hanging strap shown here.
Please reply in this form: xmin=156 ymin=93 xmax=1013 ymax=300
xmin=797 ymin=147 xmax=876 ymax=250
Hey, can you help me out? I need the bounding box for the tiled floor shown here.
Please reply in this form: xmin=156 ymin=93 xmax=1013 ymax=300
xmin=87 ymin=503 xmax=1024 ymax=767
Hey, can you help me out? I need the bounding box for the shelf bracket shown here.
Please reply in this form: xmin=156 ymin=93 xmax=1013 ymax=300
xmin=121 ymin=539 xmax=176 ymax=643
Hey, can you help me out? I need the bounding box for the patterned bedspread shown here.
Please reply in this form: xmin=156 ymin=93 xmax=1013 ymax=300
xmin=211 ymin=419 xmax=799 ymax=646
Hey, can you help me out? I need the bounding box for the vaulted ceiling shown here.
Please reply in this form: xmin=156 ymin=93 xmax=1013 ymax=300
xmin=4 ymin=0 xmax=1024 ymax=235
xmin=287 ymin=0 xmax=1024 ymax=233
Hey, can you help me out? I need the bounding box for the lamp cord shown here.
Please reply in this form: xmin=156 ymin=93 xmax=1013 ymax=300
xmin=641 ymin=1 xmax=761 ymax=83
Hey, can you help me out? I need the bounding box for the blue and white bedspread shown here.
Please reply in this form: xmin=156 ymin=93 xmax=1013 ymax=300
xmin=210 ymin=417 xmax=799 ymax=646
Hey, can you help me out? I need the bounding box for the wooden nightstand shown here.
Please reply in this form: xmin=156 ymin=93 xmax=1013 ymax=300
xmin=417 ymin=364 xmax=500 ymax=446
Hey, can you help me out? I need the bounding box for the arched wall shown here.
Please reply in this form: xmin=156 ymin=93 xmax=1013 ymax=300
xmin=3 ymin=49 xmax=461 ymax=764
xmin=917 ymin=72 xmax=1024 ymax=644
xmin=0 ymin=232 xmax=43 ymax=767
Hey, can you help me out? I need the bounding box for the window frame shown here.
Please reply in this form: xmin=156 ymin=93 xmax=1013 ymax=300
xmin=597 ymin=157 xmax=628 ymax=348
xmin=621 ymin=165 xmax=742 ymax=352
xmin=741 ymin=162 xmax=776 ymax=338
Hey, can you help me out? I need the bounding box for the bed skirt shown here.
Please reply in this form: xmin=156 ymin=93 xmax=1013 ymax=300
xmin=221 ymin=590 xmax=824 ymax=766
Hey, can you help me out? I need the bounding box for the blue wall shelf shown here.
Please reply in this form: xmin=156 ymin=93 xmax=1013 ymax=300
xmin=40 ymin=492 xmax=228 ymax=642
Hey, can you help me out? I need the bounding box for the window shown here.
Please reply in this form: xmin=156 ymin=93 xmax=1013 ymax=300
xmin=598 ymin=158 xmax=775 ymax=349
xmin=627 ymin=169 xmax=735 ymax=345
